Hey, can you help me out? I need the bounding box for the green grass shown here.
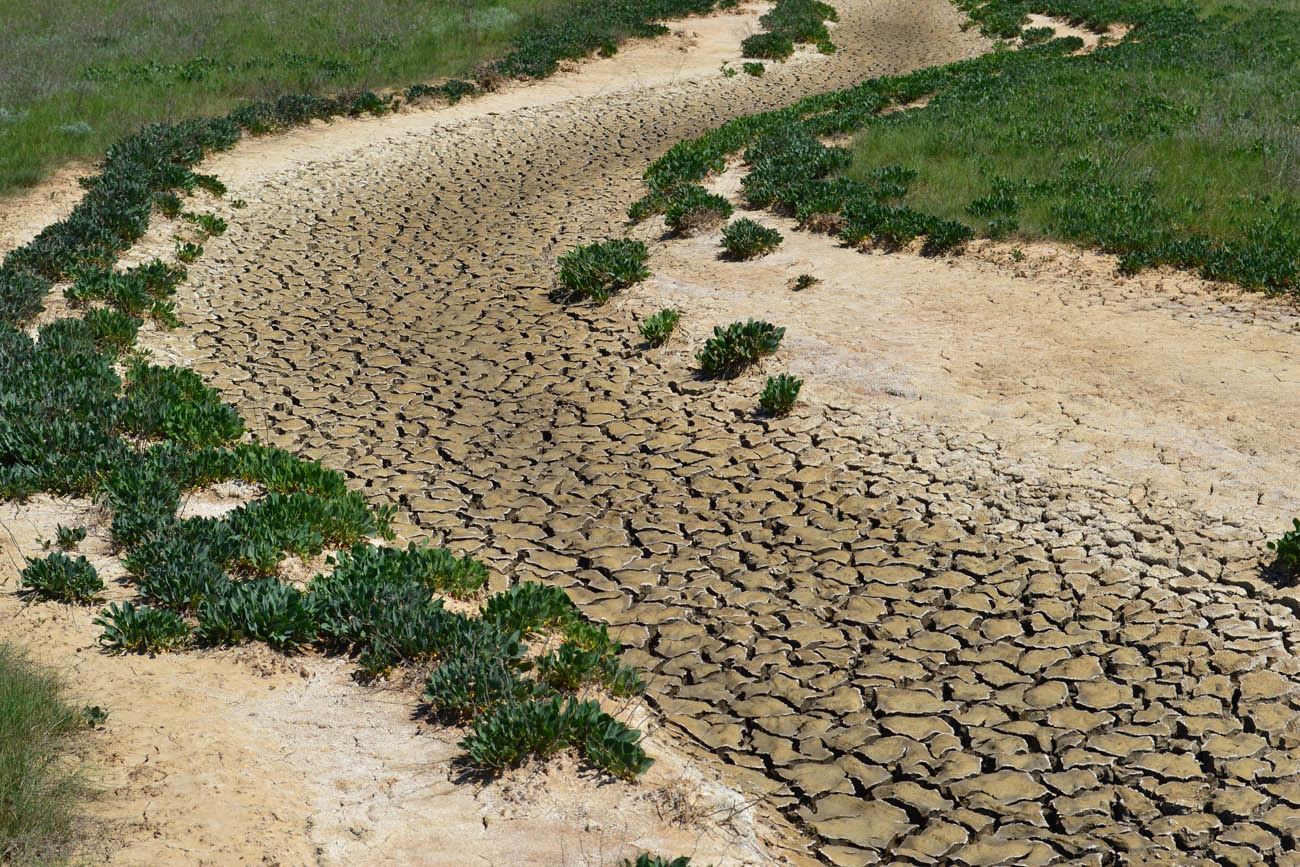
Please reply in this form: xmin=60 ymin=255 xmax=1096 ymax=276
xmin=633 ymin=0 xmax=1300 ymax=292
xmin=844 ymin=1 xmax=1300 ymax=287
xmin=0 ymin=643 xmax=86 ymax=866
xmin=0 ymin=0 xmax=569 ymax=194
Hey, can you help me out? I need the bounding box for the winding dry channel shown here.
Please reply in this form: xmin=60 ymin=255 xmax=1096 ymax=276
xmin=142 ymin=0 xmax=1300 ymax=863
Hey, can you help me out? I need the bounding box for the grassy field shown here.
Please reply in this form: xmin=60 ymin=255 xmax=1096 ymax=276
xmin=844 ymin=0 xmax=1300 ymax=286
xmin=0 ymin=643 xmax=86 ymax=866
xmin=0 ymin=0 xmax=607 ymax=195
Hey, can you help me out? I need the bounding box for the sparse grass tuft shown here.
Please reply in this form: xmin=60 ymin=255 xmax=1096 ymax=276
xmin=0 ymin=643 xmax=87 ymax=866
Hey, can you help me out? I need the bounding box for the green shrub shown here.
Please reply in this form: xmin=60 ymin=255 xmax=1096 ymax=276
xmin=54 ymin=525 xmax=86 ymax=550
xmin=557 ymin=239 xmax=650 ymax=303
xmin=1269 ymin=519 xmax=1300 ymax=578
xmin=741 ymin=32 xmax=795 ymax=60
xmin=197 ymin=578 xmax=317 ymax=652
xmin=759 ymin=373 xmax=803 ymax=416
xmin=793 ymin=273 xmax=819 ymax=290
xmin=482 ymin=582 xmax=577 ymax=636
xmin=122 ymin=361 xmax=244 ymax=448
xmin=94 ymin=602 xmax=193 ymax=654
xmin=174 ymin=241 xmax=203 ymax=263
xmin=424 ymin=654 xmax=539 ymax=720
xmin=0 ymin=643 xmax=86 ymax=865
xmin=193 ymin=214 xmax=227 ymax=238
xmin=696 ymin=319 xmax=784 ymax=378
xmin=664 ymin=186 xmax=734 ymax=234
xmin=623 ymin=857 xmax=692 ymax=867
xmin=20 ymin=552 xmax=103 ymax=604
xmin=1021 ymin=26 xmax=1057 ymax=44
xmin=721 ymin=218 xmax=783 ymax=259
xmin=639 ymin=308 xmax=681 ymax=346
xmin=743 ymin=62 xmax=765 ymax=76
xmin=459 ymin=695 xmax=652 ymax=778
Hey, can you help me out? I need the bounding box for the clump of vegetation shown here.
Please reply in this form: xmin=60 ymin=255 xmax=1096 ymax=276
xmin=623 ymin=857 xmax=693 ymax=867
xmin=94 ymin=602 xmax=193 ymax=654
xmin=742 ymin=0 xmax=838 ymax=58
xmin=19 ymin=552 xmax=102 ymax=604
xmin=174 ymin=240 xmax=203 ymax=263
xmin=759 ymin=373 xmax=803 ymax=416
xmin=459 ymin=694 xmax=651 ymax=779
xmin=743 ymin=62 xmax=765 ymax=76
xmin=639 ymin=308 xmax=681 ymax=346
xmin=697 ymin=319 xmax=784 ymax=377
xmin=721 ymin=218 xmax=783 ymax=259
xmin=741 ymin=32 xmax=795 ymax=60
xmin=720 ymin=61 xmax=738 ymax=78
xmin=1021 ymin=25 xmax=1056 ymax=44
xmin=54 ymin=525 xmax=86 ymax=550
xmin=0 ymin=643 xmax=87 ymax=865
xmin=664 ymin=186 xmax=735 ymax=234
xmin=557 ymin=239 xmax=651 ymax=303
xmin=1269 ymin=519 xmax=1300 ymax=578
xmin=405 ymin=79 xmax=477 ymax=104
xmin=793 ymin=273 xmax=819 ymax=290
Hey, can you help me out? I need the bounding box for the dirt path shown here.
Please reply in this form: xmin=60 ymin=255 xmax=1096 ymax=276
xmin=5 ymin=1 xmax=1300 ymax=865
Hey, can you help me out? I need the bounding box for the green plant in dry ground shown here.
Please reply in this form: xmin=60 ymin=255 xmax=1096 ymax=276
xmin=743 ymin=62 xmax=765 ymax=76
xmin=623 ymin=857 xmax=694 ymax=867
xmin=720 ymin=218 xmax=782 ymax=259
xmin=54 ymin=524 xmax=86 ymax=550
xmin=95 ymin=603 xmax=194 ymax=655
xmin=1270 ymin=519 xmax=1300 ymax=578
xmin=697 ymin=319 xmax=784 ymax=378
xmin=793 ymin=273 xmax=819 ymax=290
xmin=659 ymin=186 xmax=735 ymax=234
xmin=759 ymin=373 xmax=803 ymax=416
xmin=742 ymin=0 xmax=838 ymax=58
xmin=639 ymin=308 xmax=681 ymax=346
xmin=557 ymin=238 xmax=651 ymax=302
xmin=0 ymin=643 xmax=87 ymax=866
xmin=19 ymin=552 xmax=103 ymax=604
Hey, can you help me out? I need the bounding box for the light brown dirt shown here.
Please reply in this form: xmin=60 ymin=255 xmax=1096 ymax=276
xmin=0 ymin=496 xmax=806 ymax=867
xmin=629 ymin=163 xmax=1300 ymax=533
xmin=11 ymin=0 xmax=1300 ymax=865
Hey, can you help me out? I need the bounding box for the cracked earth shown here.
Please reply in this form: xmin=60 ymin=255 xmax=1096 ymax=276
xmin=5 ymin=0 xmax=1300 ymax=864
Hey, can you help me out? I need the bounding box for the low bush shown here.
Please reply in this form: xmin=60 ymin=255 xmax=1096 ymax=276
xmin=741 ymin=32 xmax=795 ymax=59
xmin=20 ymin=552 xmax=103 ymax=604
xmin=721 ymin=218 xmax=783 ymax=259
xmin=793 ymin=273 xmax=819 ymax=290
xmin=94 ymin=602 xmax=193 ymax=654
xmin=664 ymin=186 xmax=734 ymax=234
xmin=1269 ymin=519 xmax=1300 ymax=578
xmin=759 ymin=373 xmax=803 ymax=416
xmin=424 ymin=654 xmax=539 ymax=721
xmin=623 ymin=857 xmax=692 ymax=867
xmin=743 ymin=62 xmax=765 ymax=76
xmin=557 ymin=239 xmax=651 ymax=303
xmin=459 ymin=695 xmax=652 ymax=778
xmin=197 ymin=578 xmax=317 ymax=652
xmin=482 ymin=582 xmax=577 ymax=636
xmin=639 ymin=308 xmax=681 ymax=346
xmin=697 ymin=319 xmax=784 ymax=378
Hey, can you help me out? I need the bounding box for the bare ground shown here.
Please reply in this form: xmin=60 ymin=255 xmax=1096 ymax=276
xmin=5 ymin=3 xmax=1300 ymax=866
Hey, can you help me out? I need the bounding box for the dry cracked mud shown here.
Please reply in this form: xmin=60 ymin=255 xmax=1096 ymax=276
xmin=7 ymin=0 xmax=1300 ymax=864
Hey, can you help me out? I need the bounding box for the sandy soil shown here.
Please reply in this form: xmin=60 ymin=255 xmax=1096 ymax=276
xmin=622 ymin=157 xmax=1300 ymax=537
xmin=0 ymin=495 xmax=807 ymax=867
